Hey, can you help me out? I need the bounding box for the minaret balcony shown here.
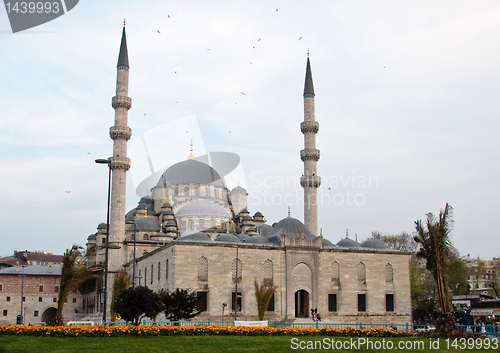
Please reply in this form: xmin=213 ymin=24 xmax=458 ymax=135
xmin=110 ymin=156 xmax=131 ymax=171
xmin=300 ymin=175 xmax=321 ymax=188
xmin=110 ymin=126 xmax=132 ymax=140
xmin=112 ymin=96 xmax=132 ymax=110
xmin=300 ymin=121 xmax=319 ymax=134
xmin=300 ymin=149 xmax=320 ymax=162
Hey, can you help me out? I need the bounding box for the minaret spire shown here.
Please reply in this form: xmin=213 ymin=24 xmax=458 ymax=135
xmin=187 ymin=138 xmax=196 ymax=160
xmin=106 ymin=25 xmax=133 ymax=319
xmin=300 ymin=53 xmax=321 ymax=236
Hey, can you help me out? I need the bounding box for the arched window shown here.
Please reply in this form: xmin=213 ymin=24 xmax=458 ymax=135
xmin=184 ymin=186 xmax=189 ymax=196
xmin=199 ymin=219 xmax=204 ymax=230
xmin=232 ymin=258 xmax=242 ymax=283
xmin=195 ymin=187 xmax=199 ymax=197
xmin=210 ymin=219 xmax=216 ymax=228
xmin=174 ymin=186 xmax=178 ymax=196
xmin=331 ymin=261 xmax=340 ymax=285
xmin=158 ymin=262 xmax=161 ymax=281
xmin=143 ymin=234 xmax=149 ymax=240
xmin=357 ymin=262 xmax=366 ymax=283
xmin=188 ymin=219 xmax=193 ymax=230
xmin=198 ymin=256 xmax=208 ymax=281
xmin=385 ymin=263 xmax=393 ymax=282
xmin=263 ymin=259 xmax=273 ymax=284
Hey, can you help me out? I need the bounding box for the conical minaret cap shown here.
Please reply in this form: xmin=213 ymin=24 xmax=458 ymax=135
xmin=303 ymin=56 xmax=314 ymax=97
xmin=117 ymin=26 xmax=129 ymax=68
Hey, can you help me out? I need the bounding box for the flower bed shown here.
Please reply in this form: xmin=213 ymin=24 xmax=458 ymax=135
xmin=0 ymin=325 xmax=416 ymax=337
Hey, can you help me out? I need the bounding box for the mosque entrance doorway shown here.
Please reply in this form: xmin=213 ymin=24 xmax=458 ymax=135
xmin=41 ymin=307 xmax=57 ymax=326
xmin=295 ymin=290 xmax=309 ymax=318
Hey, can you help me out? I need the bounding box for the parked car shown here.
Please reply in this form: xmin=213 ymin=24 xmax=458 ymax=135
xmin=414 ymin=325 xmax=436 ymax=333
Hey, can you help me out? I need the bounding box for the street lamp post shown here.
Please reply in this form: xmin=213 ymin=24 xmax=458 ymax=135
xmin=95 ymin=158 xmax=111 ymax=324
xmin=232 ymin=245 xmax=239 ymax=321
xmin=125 ymin=218 xmax=138 ymax=288
xmin=19 ymin=265 xmax=25 ymax=325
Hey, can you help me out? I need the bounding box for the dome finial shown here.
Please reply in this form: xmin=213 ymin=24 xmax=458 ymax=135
xmin=123 ymin=17 xmax=126 ymax=27
xmin=346 ymin=229 xmax=349 ymax=239
xmin=145 ymin=206 xmax=148 ymax=218
xmin=287 ymin=206 xmax=291 ymax=218
xmin=187 ymin=138 xmax=196 ymax=160
xmin=307 ymin=49 xmax=309 ymax=58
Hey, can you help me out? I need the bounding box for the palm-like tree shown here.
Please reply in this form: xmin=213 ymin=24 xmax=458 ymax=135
xmin=54 ymin=245 xmax=97 ymax=326
xmin=414 ymin=203 xmax=457 ymax=334
xmin=254 ymin=279 xmax=277 ymax=321
xmin=111 ymin=270 xmax=133 ymax=321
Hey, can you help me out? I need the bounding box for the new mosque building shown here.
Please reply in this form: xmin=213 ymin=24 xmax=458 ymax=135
xmin=83 ymin=26 xmax=412 ymax=324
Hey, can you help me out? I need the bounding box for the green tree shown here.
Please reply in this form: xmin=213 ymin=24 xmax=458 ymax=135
xmin=55 ymin=245 xmax=97 ymax=326
xmin=159 ymin=288 xmax=201 ymax=322
xmin=112 ymin=286 xmax=164 ymax=325
xmin=254 ymin=279 xmax=277 ymax=321
xmin=414 ymin=203 xmax=458 ymax=335
xmin=110 ymin=270 xmax=133 ymax=321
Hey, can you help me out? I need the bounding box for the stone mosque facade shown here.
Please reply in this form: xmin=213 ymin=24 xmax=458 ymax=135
xmin=84 ymin=26 xmax=412 ymax=324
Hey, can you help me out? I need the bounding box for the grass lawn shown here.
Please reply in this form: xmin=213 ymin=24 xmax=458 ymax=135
xmin=0 ymin=335 xmax=498 ymax=353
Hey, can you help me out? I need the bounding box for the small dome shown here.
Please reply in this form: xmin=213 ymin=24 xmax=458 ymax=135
xmin=87 ymin=234 xmax=96 ymax=240
xmin=361 ymin=238 xmax=388 ymax=249
xmin=163 ymin=209 xmax=175 ymax=216
xmin=254 ymin=211 xmax=263 ymax=217
xmin=151 ymin=231 xmax=167 ymax=238
xmin=243 ymin=215 xmax=253 ymax=220
xmin=231 ymin=186 xmax=248 ymax=195
xmin=239 ymin=208 xmax=249 ymax=214
xmin=245 ymin=235 xmax=270 ymax=244
xmin=236 ymin=232 xmax=251 ymax=241
xmin=165 ymin=220 xmax=177 ymax=226
xmin=323 ymin=238 xmax=336 ymax=248
xmin=157 ymin=160 xmax=224 ymax=187
xmin=266 ymin=217 xmax=316 ymax=243
xmin=176 ymin=231 xmax=211 ymax=242
xmin=161 ymin=202 xmax=172 ymax=209
xmin=214 ymin=233 xmax=241 ymax=243
xmin=272 ymin=222 xmax=278 ymax=227
xmin=128 ymin=217 xmax=160 ymax=232
xmin=176 ymin=201 xmax=230 ymax=218
xmin=97 ymin=223 xmax=108 ymax=230
xmin=337 ymin=237 xmax=360 ymax=248
xmin=139 ymin=195 xmax=152 ymax=203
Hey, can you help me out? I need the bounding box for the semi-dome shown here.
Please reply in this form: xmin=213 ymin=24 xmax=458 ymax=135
xmin=125 ymin=208 xmax=136 ymax=222
xmin=157 ymin=160 xmax=224 ymax=187
xmin=245 ymin=235 xmax=270 ymax=245
xmin=257 ymin=224 xmax=273 ymax=236
xmin=139 ymin=195 xmax=152 ymax=203
xmin=231 ymin=185 xmax=248 ymax=194
xmin=87 ymin=234 xmax=96 ymax=240
xmin=176 ymin=231 xmax=211 ymax=242
xmin=360 ymin=238 xmax=388 ymax=249
xmin=128 ymin=217 xmax=160 ymax=231
xmin=254 ymin=211 xmax=263 ymax=217
xmin=243 ymin=215 xmax=253 ymax=220
xmin=165 ymin=220 xmax=176 ymax=226
xmin=161 ymin=202 xmax=172 ymax=209
xmin=163 ymin=209 xmax=175 ymax=216
xmin=176 ymin=201 xmax=230 ymax=218
xmin=337 ymin=237 xmax=360 ymax=248
xmin=214 ymin=233 xmax=241 ymax=243
xmin=239 ymin=208 xmax=249 ymax=214
xmin=266 ymin=217 xmax=316 ymax=243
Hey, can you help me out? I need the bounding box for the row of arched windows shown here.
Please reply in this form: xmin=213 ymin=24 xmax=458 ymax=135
xmin=173 ymin=186 xmax=226 ymax=199
xmin=196 ymin=257 xmax=274 ymax=283
xmin=331 ymin=261 xmax=393 ymax=284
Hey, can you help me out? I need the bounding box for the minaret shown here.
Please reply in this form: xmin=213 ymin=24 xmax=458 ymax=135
xmin=108 ymin=24 xmax=132 ymax=281
xmin=300 ymin=53 xmax=321 ymax=236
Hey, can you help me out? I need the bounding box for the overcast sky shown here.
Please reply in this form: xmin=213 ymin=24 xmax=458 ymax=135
xmin=1 ymin=1 xmax=499 ymax=259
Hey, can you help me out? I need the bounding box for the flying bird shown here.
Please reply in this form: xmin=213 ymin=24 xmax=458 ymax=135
xmin=257 ymin=38 xmax=261 ymax=41
xmin=87 ymin=152 xmax=91 ymax=154
xmin=276 ymin=9 xmax=278 ymax=11
xmin=66 ymin=191 xmax=71 ymax=193
xmin=167 ymin=14 xmax=170 ymax=18
xmin=298 ymin=37 xmax=302 ymax=40
xmin=157 ymin=30 xmax=161 ymax=34
xmin=174 ymin=71 xmax=177 ymax=74
xmin=240 ymin=92 xmax=246 ymax=95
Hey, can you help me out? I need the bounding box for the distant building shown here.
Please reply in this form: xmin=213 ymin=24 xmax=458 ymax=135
xmin=14 ymin=250 xmax=63 ymax=267
xmin=0 ymin=265 xmax=82 ymax=325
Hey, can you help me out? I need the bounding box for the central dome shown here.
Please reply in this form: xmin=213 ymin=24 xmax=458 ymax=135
xmin=266 ymin=217 xmax=316 ymax=245
xmin=157 ymin=160 xmax=224 ymax=186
